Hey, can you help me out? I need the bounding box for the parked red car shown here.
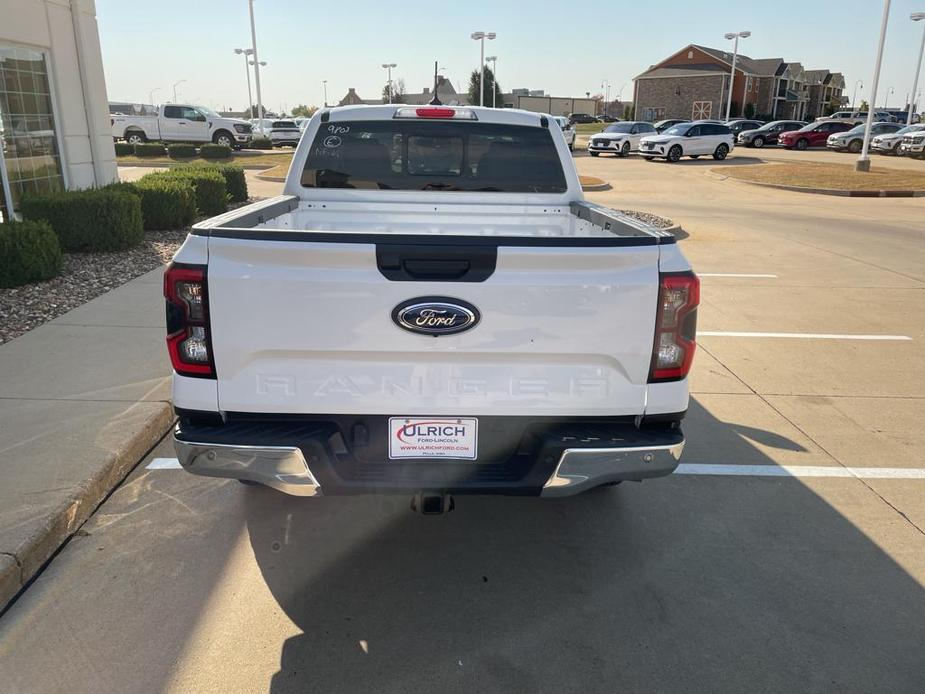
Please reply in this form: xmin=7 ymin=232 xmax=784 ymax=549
xmin=778 ymin=120 xmax=854 ymax=150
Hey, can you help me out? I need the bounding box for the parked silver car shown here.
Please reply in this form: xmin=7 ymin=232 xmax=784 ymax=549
xmin=826 ymin=122 xmax=903 ymax=153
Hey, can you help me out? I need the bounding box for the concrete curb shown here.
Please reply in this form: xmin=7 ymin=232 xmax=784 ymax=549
xmin=0 ymin=403 xmax=175 ymax=611
xmin=722 ymin=177 xmax=925 ymax=197
xmin=116 ymin=160 xmax=275 ymax=171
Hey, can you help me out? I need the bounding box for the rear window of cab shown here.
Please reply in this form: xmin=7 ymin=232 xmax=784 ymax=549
xmin=301 ymin=120 xmax=568 ymax=193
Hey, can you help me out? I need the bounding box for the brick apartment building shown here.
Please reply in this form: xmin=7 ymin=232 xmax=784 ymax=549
xmin=633 ymin=44 xmax=844 ymax=122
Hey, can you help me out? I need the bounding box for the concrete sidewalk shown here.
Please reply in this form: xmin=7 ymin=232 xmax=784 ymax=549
xmin=0 ymin=268 xmax=173 ymax=610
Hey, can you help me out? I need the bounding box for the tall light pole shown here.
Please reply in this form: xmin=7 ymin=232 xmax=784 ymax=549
xmin=601 ymin=79 xmax=611 ymax=117
xmin=470 ymin=31 xmax=496 ymax=107
xmin=234 ymin=48 xmax=254 ymax=116
xmin=486 ymin=56 xmax=497 ymax=107
xmin=172 ymin=79 xmax=186 ymax=103
xmin=148 ymin=86 xmax=161 ymax=104
xmin=723 ymin=31 xmax=751 ymax=121
xmin=908 ymin=13 xmax=925 ymax=124
xmin=885 ymin=86 xmax=894 ymax=108
xmin=322 ymin=80 xmax=328 ymax=107
xmin=856 ymin=0 xmax=892 ymax=172
xmin=381 ymin=63 xmax=397 ymax=103
xmin=852 ymin=79 xmax=864 ymax=109
xmin=248 ymin=0 xmax=264 ymax=122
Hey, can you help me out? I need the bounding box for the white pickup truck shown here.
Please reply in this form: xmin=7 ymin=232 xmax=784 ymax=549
xmin=112 ymin=104 xmax=253 ymax=148
xmin=164 ymin=105 xmax=698 ymax=512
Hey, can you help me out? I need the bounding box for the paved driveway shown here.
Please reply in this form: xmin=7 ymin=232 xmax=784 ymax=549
xmin=2 ymin=156 xmax=923 ymax=694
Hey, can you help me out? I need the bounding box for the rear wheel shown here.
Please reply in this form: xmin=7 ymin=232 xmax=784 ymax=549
xmin=619 ymin=141 xmax=630 ymax=157
xmin=213 ymin=130 xmax=234 ymax=147
xmin=752 ymin=136 xmax=765 ymax=148
xmin=795 ymin=138 xmax=809 ymax=151
xmin=667 ymin=145 xmax=682 ymax=163
xmin=848 ymin=139 xmax=863 ymax=153
xmin=712 ymin=143 xmax=729 ymax=160
xmin=125 ymin=131 xmax=146 ymax=145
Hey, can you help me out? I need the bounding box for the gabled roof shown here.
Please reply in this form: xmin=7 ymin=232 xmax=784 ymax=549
xmin=804 ymin=69 xmax=830 ymax=85
xmin=635 ymin=64 xmax=729 ymax=80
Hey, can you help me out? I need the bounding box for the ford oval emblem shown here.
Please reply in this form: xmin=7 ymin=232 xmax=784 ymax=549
xmin=392 ymin=297 xmax=480 ymax=336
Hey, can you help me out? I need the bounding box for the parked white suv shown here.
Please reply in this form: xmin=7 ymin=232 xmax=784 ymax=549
xmin=872 ymin=123 xmax=925 ymax=155
xmin=588 ymin=121 xmax=658 ymax=157
xmin=639 ymin=121 xmax=734 ymax=162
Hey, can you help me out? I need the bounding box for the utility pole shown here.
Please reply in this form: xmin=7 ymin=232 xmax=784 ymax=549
xmin=856 ymin=0 xmax=891 ymax=172
xmin=248 ymin=0 xmax=264 ymax=122
xmin=724 ymin=31 xmax=751 ymax=120
xmin=908 ymin=13 xmax=925 ymax=124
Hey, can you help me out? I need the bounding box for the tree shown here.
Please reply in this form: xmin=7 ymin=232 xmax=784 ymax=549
xmin=744 ymin=102 xmax=756 ymax=119
xmin=466 ymin=66 xmax=502 ymax=107
xmin=859 ymin=100 xmax=869 ymax=112
xmin=622 ymin=103 xmax=635 ymax=120
xmin=291 ymin=104 xmax=318 ymax=118
xmin=382 ymin=78 xmax=406 ymax=103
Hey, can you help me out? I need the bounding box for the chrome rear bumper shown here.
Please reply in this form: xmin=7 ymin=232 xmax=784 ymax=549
xmin=175 ymin=433 xmax=683 ymax=498
xmin=540 ymin=441 xmax=684 ymax=496
xmin=175 ymin=438 xmax=321 ymax=496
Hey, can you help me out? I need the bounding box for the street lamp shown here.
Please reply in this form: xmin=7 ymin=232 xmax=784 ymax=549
xmin=247 ymin=0 xmax=265 ymax=122
xmin=172 ymin=79 xmax=186 ymax=103
xmin=148 ymin=86 xmax=161 ymax=104
xmin=601 ymin=79 xmax=611 ymax=118
xmin=486 ymin=56 xmax=497 ymax=107
xmin=322 ymin=80 xmax=328 ymax=107
xmin=856 ymin=0 xmax=892 ymax=172
xmin=723 ymin=31 xmax=751 ymax=121
xmin=908 ymin=12 xmax=925 ymax=124
xmin=234 ymin=48 xmax=254 ymax=116
xmin=885 ymin=86 xmax=894 ymax=108
xmin=470 ymin=31 xmax=496 ymax=107
xmin=381 ymin=63 xmax=397 ymax=103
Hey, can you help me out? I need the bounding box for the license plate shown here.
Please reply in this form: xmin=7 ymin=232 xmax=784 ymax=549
xmin=388 ymin=417 xmax=478 ymax=460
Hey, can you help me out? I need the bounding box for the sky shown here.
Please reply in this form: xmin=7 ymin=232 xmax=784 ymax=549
xmin=96 ymin=0 xmax=925 ymax=113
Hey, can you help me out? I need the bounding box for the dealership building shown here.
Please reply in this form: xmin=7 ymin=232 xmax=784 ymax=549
xmin=1 ymin=0 xmax=117 ymax=222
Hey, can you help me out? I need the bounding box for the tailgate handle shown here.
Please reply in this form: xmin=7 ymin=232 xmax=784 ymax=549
xmin=403 ymin=259 xmax=470 ymax=279
xmin=376 ymin=244 xmax=497 ymax=282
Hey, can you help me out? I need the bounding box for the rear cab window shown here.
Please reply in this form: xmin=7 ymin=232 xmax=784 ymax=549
xmin=301 ymin=120 xmax=567 ymax=193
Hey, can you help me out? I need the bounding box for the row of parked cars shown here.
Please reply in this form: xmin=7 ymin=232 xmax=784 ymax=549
xmin=584 ymin=114 xmax=925 ymax=161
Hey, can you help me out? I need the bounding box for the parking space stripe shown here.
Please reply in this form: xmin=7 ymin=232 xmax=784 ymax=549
xmin=147 ymin=458 xmax=925 ymax=480
xmin=698 ymin=331 xmax=912 ymax=341
xmin=676 ymin=464 xmax=925 ymax=479
xmin=698 ymin=273 xmax=778 ymax=278
xmin=148 ymin=458 xmax=182 ymax=469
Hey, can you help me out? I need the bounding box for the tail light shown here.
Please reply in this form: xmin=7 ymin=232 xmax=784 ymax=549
xmin=164 ymin=263 xmax=215 ymax=378
xmin=393 ymin=107 xmax=478 ymax=120
xmin=649 ymin=272 xmax=699 ymax=382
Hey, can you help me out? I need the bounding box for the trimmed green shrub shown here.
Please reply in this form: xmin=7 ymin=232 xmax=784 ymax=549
xmin=167 ymin=143 xmax=197 ymax=159
xmin=152 ymin=168 xmax=227 ymax=216
xmin=250 ymin=136 xmax=273 ymax=150
xmin=114 ymin=142 xmax=134 ymax=156
xmin=199 ymin=143 xmax=232 ymax=159
xmin=20 ymin=189 xmax=144 ymax=252
xmin=191 ymin=162 xmax=248 ymax=202
xmin=113 ymin=177 xmax=197 ymax=230
xmin=0 ymin=220 xmax=63 ymax=288
xmin=134 ymin=142 xmax=166 ymax=157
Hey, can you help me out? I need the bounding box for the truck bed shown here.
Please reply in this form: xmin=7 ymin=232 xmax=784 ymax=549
xmin=192 ymin=196 xmax=676 ymax=246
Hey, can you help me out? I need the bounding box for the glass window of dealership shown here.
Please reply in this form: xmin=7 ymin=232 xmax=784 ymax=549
xmin=0 ymin=43 xmax=64 ymax=222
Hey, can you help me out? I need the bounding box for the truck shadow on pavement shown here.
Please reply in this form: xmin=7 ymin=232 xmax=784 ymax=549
xmin=244 ymin=399 xmax=925 ymax=694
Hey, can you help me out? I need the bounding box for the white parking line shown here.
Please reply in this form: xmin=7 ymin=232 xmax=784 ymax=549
xmin=147 ymin=458 xmax=925 ymax=480
xmin=676 ymin=464 xmax=925 ymax=479
xmin=148 ymin=458 xmax=182 ymax=469
xmin=698 ymin=331 xmax=912 ymax=341
xmin=698 ymin=273 xmax=778 ymax=278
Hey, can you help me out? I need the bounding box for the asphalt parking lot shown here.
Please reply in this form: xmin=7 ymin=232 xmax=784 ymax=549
xmin=1 ymin=154 xmax=924 ymax=693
